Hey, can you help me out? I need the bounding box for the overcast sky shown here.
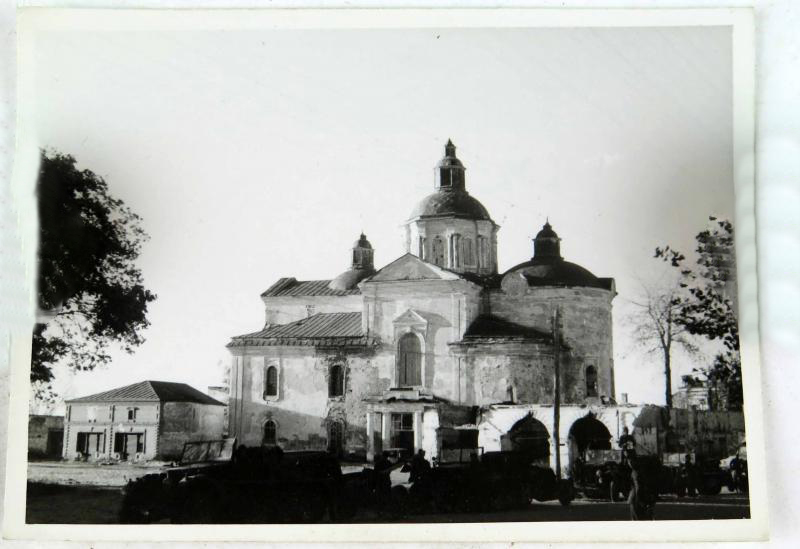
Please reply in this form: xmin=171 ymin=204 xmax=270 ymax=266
xmin=24 ymin=23 xmax=734 ymax=408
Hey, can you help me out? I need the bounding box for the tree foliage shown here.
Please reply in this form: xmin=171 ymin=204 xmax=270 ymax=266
xmin=628 ymin=280 xmax=699 ymax=408
xmin=32 ymin=151 xmax=156 ymax=399
xmin=655 ymin=217 xmax=741 ymax=410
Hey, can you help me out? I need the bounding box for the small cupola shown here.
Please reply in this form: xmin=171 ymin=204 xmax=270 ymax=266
xmin=435 ymin=139 xmax=466 ymax=191
xmin=533 ymin=220 xmax=562 ymax=261
xmin=352 ymin=233 xmax=374 ymax=270
xmin=329 ymin=233 xmax=376 ymax=292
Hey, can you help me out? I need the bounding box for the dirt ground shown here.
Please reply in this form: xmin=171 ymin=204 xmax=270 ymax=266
xmin=27 ymin=461 xmax=165 ymax=487
xmin=26 ymin=483 xmax=124 ymax=524
xmin=25 ymin=482 xmax=749 ymax=524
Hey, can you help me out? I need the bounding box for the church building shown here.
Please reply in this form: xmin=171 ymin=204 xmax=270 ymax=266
xmin=227 ymin=141 xmax=632 ymax=474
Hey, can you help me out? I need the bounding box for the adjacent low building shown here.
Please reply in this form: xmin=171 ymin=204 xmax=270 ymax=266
xmin=28 ymin=415 xmax=64 ymax=459
xmin=63 ymin=380 xmax=226 ymax=462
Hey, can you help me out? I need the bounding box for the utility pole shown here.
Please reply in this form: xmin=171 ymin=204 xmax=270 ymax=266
xmin=553 ymin=306 xmax=562 ymax=480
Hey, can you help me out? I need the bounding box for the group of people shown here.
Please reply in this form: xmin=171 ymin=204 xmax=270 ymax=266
xmin=371 ymin=448 xmax=432 ymax=513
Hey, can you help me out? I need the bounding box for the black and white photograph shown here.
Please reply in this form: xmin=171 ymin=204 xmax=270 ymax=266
xmin=2 ymin=6 xmax=767 ymax=543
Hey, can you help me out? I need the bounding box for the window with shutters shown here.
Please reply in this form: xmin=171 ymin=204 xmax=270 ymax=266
xmin=397 ymin=333 xmax=422 ymax=387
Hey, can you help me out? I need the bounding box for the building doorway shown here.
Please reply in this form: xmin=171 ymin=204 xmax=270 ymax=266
xmin=501 ymin=415 xmax=550 ymax=466
xmin=327 ymin=421 xmax=344 ymax=457
xmin=76 ymin=432 xmax=104 ymax=457
xmin=114 ymin=432 xmax=144 ymax=460
xmin=568 ymin=414 xmax=612 ymax=467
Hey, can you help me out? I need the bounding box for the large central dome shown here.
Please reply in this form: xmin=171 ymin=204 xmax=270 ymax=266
xmin=409 ymin=190 xmax=492 ymax=221
xmin=407 ymin=139 xmax=492 ymax=222
xmin=402 ymin=140 xmax=499 ymax=276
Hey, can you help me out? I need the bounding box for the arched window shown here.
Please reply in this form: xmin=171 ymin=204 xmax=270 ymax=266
xmin=462 ymin=237 xmax=475 ymax=266
xmin=397 ymin=333 xmax=422 ymax=387
xmin=263 ymin=420 xmax=277 ymax=445
xmin=264 ymin=365 xmax=278 ymax=399
xmin=586 ymin=365 xmax=598 ymax=397
xmin=328 ymin=421 xmax=344 ymax=456
xmin=431 ymin=236 xmax=445 ymax=267
xmin=329 ymin=364 xmax=344 ymax=397
xmin=451 ymin=233 xmax=461 ymax=267
xmin=477 ymin=235 xmax=487 ymax=268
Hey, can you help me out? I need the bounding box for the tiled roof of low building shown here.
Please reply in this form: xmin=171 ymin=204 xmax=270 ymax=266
xmin=66 ymin=381 xmax=225 ymax=406
xmin=228 ymin=312 xmax=373 ymax=348
xmin=261 ymin=277 xmax=361 ymax=297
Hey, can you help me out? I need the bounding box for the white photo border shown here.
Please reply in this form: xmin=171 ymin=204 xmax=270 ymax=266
xmin=4 ymin=6 xmax=763 ymax=542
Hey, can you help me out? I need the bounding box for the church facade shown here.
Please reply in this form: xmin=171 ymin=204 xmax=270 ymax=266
xmin=227 ymin=141 xmax=629 ymax=474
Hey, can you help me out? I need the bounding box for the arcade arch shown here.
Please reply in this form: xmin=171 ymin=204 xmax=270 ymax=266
xmin=500 ymin=415 xmax=550 ymax=466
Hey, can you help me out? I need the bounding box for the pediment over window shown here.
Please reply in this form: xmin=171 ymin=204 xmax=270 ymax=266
xmin=393 ymin=308 xmax=429 ymax=330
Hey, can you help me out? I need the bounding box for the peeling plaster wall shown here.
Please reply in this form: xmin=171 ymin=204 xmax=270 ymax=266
xmin=159 ymin=402 xmax=225 ymax=460
xmin=229 ymin=348 xmax=383 ymax=457
xmin=456 ymin=342 xmax=554 ymax=406
xmin=478 ymin=404 xmax=643 ymax=476
xmin=489 ymin=286 xmax=615 ymax=402
xmin=362 ymin=279 xmax=482 ymax=400
xmin=28 ymin=415 xmax=63 ymax=457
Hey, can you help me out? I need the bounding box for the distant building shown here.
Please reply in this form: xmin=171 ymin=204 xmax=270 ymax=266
xmin=207 ymin=385 xmax=230 ymax=435
xmin=672 ymin=376 xmax=711 ymax=411
xmin=63 ymin=380 xmax=226 ymax=462
xmin=28 ymin=415 xmax=64 ymax=459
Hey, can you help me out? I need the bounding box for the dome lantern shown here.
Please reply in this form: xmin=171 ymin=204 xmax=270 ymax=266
xmin=328 ymin=233 xmax=376 ymax=292
xmin=435 ymin=139 xmax=466 ymax=191
xmin=533 ymin=220 xmax=562 ymax=261
xmin=352 ymin=233 xmax=374 ymax=271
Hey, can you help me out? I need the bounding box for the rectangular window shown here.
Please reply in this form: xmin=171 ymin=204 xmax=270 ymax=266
xmin=390 ymin=413 xmax=414 ymax=452
xmin=127 ymin=408 xmax=138 ymax=421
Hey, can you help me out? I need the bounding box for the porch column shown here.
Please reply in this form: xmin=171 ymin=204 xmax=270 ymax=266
xmin=366 ymin=412 xmax=374 ymax=462
xmin=413 ymin=411 xmax=423 ymax=454
xmin=381 ymin=412 xmax=391 ymax=451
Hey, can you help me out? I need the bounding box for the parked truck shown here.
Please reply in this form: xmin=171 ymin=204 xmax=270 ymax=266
xmin=379 ymin=450 xmax=573 ymax=516
xmin=119 ymin=439 xmax=364 ymax=523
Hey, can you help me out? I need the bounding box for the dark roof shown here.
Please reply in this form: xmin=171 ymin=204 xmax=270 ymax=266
xmin=354 ymin=233 xmax=372 ymax=249
xmin=261 ymin=277 xmax=361 ymax=297
xmin=66 ymin=381 xmax=225 ymax=406
xmin=536 ymin=221 xmax=559 ymax=239
xmin=409 ymin=190 xmax=492 ymax=221
xmin=228 ymin=312 xmax=373 ymax=348
xmin=329 ymin=267 xmax=375 ymax=291
xmin=461 ymin=315 xmax=553 ymax=342
xmin=502 ymin=257 xmax=614 ymax=291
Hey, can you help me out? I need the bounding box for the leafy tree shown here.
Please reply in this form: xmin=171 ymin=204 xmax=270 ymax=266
xmin=32 ymin=151 xmax=156 ymax=401
xmin=655 ymin=217 xmax=741 ymax=410
xmin=628 ymin=279 xmax=700 ymax=408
